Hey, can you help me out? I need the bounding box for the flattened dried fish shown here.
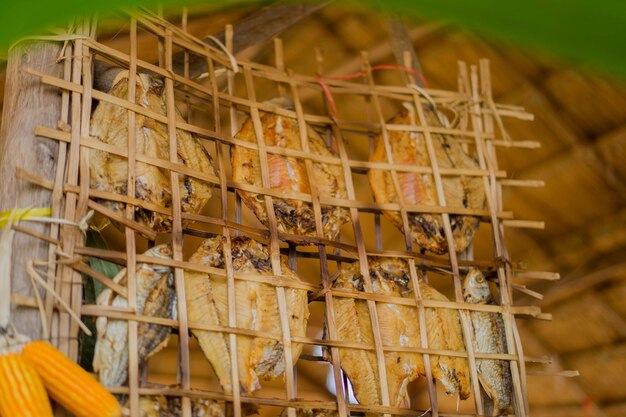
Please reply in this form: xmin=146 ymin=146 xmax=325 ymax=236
xmin=93 ymin=245 xmax=176 ymax=386
xmin=368 ymin=108 xmax=485 ymax=254
xmin=232 ymin=98 xmax=349 ymax=240
xmin=279 ymin=408 xmax=337 ymax=417
xmin=89 ymin=73 xmax=217 ymax=235
xmin=185 ymin=236 xmax=309 ymax=394
xmin=330 ymin=258 xmax=470 ymax=410
xmin=134 ymin=395 xmax=225 ymax=417
xmin=463 ymin=268 xmax=513 ymax=416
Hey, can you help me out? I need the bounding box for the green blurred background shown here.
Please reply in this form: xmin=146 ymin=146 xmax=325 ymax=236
xmin=0 ymin=0 xmax=625 ymax=78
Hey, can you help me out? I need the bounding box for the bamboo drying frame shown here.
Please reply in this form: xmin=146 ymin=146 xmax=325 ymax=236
xmin=6 ymin=7 xmax=556 ymax=417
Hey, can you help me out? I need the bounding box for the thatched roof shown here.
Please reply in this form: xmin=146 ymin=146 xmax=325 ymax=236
xmin=2 ymin=3 xmax=625 ymax=416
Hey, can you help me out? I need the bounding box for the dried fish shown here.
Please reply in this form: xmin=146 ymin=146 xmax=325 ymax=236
xmin=93 ymin=245 xmax=176 ymax=386
xmin=89 ymin=73 xmax=217 ymax=235
xmin=279 ymin=408 xmax=337 ymax=417
xmin=185 ymin=236 xmax=309 ymax=394
xmin=368 ymin=108 xmax=485 ymax=254
xmin=232 ymin=98 xmax=349 ymax=240
xmin=463 ymin=268 xmax=513 ymax=416
xmin=134 ymin=395 xmax=225 ymax=417
xmin=329 ymin=258 xmax=470 ymax=410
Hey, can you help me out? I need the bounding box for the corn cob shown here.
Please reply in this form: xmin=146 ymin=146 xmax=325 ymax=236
xmin=22 ymin=340 xmax=122 ymax=417
xmin=0 ymin=353 xmax=54 ymax=417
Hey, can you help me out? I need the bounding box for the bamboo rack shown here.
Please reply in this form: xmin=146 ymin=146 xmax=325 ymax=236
xmin=4 ymin=7 xmax=556 ymax=417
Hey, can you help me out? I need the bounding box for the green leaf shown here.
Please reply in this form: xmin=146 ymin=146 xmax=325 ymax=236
xmin=1 ymin=1 xmax=625 ymax=78
xmin=86 ymin=230 xmax=122 ymax=297
xmin=365 ymin=0 xmax=626 ymax=78
xmin=79 ymin=229 xmax=122 ymax=372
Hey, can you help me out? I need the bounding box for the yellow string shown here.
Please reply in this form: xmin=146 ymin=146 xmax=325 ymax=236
xmin=0 ymin=207 xmax=94 ymax=336
xmin=0 ymin=208 xmax=51 ymax=229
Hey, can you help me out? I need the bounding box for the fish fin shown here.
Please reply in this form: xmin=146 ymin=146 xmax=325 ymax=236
xmin=478 ymin=373 xmax=496 ymax=416
xmin=399 ymin=391 xmax=411 ymax=409
xmin=144 ymin=334 xmax=170 ymax=359
xmin=185 ymin=270 xmax=234 ymax=394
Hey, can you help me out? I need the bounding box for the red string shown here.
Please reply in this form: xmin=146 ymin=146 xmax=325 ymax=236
xmin=316 ymin=65 xmax=429 ymax=116
xmin=316 ymin=75 xmax=338 ymax=118
xmin=583 ymin=396 xmax=593 ymax=417
xmin=376 ymin=65 xmax=430 ymax=88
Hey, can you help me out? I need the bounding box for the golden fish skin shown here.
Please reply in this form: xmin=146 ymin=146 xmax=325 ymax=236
xmin=185 ymin=236 xmax=309 ymax=394
xmin=368 ymin=108 xmax=485 ymax=254
xmin=279 ymin=408 xmax=338 ymax=417
xmin=463 ymin=269 xmax=513 ymax=416
xmin=232 ymin=99 xmax=349 ymax=240
xmin=93 ymin=245 xmax=175 ymax=386
xmin=134 ymin=395 xmax=225 ymax=417
xmin=329 ymin=258 xmax=470 ymax=411
xmin=89 ymin=73 xmax=217 ymax=235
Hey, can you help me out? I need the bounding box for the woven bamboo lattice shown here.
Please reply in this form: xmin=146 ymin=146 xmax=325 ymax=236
xmin=7 ymin=7 xmax=556 ymax=417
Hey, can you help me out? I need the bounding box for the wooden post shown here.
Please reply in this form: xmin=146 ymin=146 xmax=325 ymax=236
xmin=0 ymin=41 xmax=64 ymax=339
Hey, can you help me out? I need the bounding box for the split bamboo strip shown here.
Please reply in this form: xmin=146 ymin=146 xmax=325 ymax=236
xmin=8 ymin=295 xmax=550 ymax=368
xmin=43 ymin=34 xmax=73 ymax=346
xmin=400 ymin=50 xmax=441 ymax=416
xmin=314 ymin=48 xmax=351 ymax=416
xmin=479 ymin=59 xmax=531 ymax=415
xmin=513 ymin=271 xmax=560 ymax=281
xmin=164 ymin=28 xmax=193 ymax=417
xmin=30 ymin=92 xmax=511 ymax=181
xmin=125 ymin=18 xmax=140 ymax=417
xmin=466 ymin=62 xmax=526 ymax=416
xmin=207 ymin=34 xmax=243 ymax=417
xmin=54 ymin=19 xmax=91 ymax=358
xmin=327 ymin=53 xmax=394 ymax=416
xmin=226 ymin=26 xmax=244 ymax=236
xmin=408 ymin=63 xmax=485 ymax=415
xmin=287 ymin=62 xmax=347 ymax=417
xmin=364 ymin=51 xmax=441 ymax=415
xmin=105 ymin=384 xmax=477 ymax=417
xmin=32 ymin=126 xmax=524 ymax=222
xmin=70 ymin=18 xmax=97 ymax=360
xmin=241 ymin=64 xmax=297 ymax=417
xmin=26 ymin=53 xmax=533 ymax=149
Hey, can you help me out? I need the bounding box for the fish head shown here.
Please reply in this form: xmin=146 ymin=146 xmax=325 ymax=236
xmin=145 ymin=244 xmax=173 ymax=273
xmin=373 ymin=257 xmax=411 ymax=295
xmin=463 ymin=268 xmax=491 ymax=303
xmin=139 ymin=72 xmax=164 ymax=97
xmin=188 ymin=236 xmax=225 ymax=268
xmin=145 ymin=244 xmax=172 ymax=258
